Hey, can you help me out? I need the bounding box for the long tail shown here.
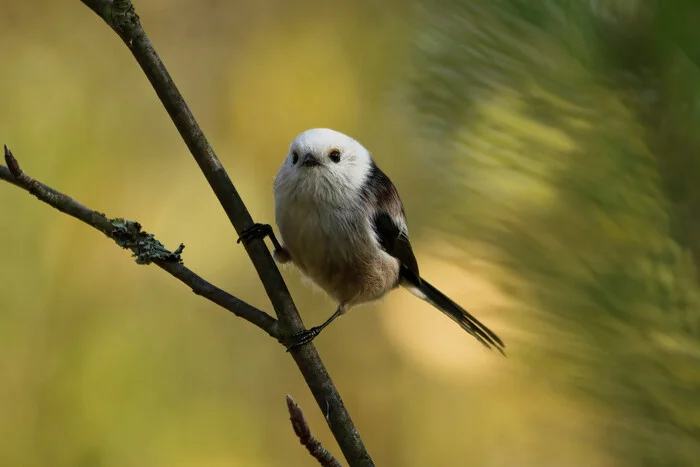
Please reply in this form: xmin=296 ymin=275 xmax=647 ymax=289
xmin=402 ymin=276 xmax=505 ymax=355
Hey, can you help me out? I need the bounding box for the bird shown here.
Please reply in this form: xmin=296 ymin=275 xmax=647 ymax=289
xmin=237 ymin=128 xmax=504 ymax=354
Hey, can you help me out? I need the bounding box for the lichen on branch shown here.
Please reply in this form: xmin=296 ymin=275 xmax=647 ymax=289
xmin=109 ymin=217 xmax=185 ymax=265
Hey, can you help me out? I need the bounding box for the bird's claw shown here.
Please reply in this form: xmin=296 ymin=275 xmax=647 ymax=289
xmin=285 ymin=327 xmax=322 ymax=352
xmin=237 ymin=223 xmax=273 ymax=244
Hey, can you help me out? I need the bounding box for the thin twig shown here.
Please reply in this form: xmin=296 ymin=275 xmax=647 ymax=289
xmin=78 ymin=1 xmax=373 ymax=466
xmin=0 ymin=146 xmax=280 ymax=339
xmin=287 ymin=395 xmax=344 ymax=467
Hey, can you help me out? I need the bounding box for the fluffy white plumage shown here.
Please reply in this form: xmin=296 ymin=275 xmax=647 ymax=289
xmin=276 ymin=128 xmax=373 ymax=202
xmin=274 ymin=128 xmax=400 ymax=307
xmin=243 ymin=127 xmax=505 ymax=352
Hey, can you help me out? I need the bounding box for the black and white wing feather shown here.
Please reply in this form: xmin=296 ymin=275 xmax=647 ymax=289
xmin=364 ymin=162 xmax=505 ymax=353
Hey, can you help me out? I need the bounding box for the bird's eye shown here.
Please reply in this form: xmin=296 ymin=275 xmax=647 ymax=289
xmin=329 ymin=149 xmax=341 ymax=163
xmin=292 ymin=151 xmax=299 ymax=164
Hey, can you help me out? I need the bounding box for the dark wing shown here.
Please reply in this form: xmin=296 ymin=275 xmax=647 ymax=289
xmin=362 ymin=162 xmax=421 ymax=285
xmin=364 ymin=164 xmax=505 ymax=353
xmin=373 ymin=212 xmax=420 ymax=284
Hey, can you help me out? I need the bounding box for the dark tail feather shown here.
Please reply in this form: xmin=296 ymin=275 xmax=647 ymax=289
xmin=402 ymin=277 xmax=505 ymax=355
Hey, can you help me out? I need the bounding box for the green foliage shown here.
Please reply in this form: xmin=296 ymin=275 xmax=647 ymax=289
xmin=403 ymin=0 xmax=700 ymax=464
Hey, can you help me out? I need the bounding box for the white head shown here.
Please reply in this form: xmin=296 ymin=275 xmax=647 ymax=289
xmin=274 ymin=128 xmax=374 ymax=204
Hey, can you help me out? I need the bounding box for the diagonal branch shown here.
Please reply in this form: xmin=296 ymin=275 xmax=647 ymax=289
xmin=1 ymin=146 xmax=280 ymax=339
xmin=78 ymin=1 xmax=373 ymax=466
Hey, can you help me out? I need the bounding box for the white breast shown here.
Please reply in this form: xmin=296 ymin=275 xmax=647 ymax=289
xmin=274 ymin=188 xmax=369 ymax=271
xmin=273 ymin=180 xmax=399 ymax=306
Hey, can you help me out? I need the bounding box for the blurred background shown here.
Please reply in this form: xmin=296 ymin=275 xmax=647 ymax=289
xmin=1 ymin=0 xmax=699 ymax=465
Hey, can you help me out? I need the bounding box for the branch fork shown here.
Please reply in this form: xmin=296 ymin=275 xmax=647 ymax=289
xmin=1 ymin=2 xmax=374 ymax=466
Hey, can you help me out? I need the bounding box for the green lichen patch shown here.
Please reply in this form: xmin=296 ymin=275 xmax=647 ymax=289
xmin=109 ymin=217 xmax=184 ymax=265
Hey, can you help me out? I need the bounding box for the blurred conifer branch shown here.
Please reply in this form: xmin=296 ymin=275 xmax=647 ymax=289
xmin=287 ymin=395 xmax=344 ymax=467
xmin=71 ymin=1 xmax=374 ymax=466
xmin=402 ymin=0 xmax=700 ymax=463
xmin=0 ymin=146 xmax=280 ymax=338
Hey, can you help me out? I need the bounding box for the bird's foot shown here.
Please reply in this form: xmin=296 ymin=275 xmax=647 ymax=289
xmin=237 ymin=223 xmax=273 ymax=244
xmin=285 ymin=327 xmax=323 ymax=352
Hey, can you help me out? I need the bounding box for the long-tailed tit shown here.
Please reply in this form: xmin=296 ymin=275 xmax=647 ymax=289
xmin=238 ymin=128 xmax=504 ymax=354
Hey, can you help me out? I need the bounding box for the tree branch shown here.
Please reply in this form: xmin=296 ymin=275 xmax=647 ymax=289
xmin=1 ymin=146 xmax=280 ymax=339
xmin=78 ymin=1 xmax=373 ymax=465
xmin=287 ymin=395 xmax=344 ymax=467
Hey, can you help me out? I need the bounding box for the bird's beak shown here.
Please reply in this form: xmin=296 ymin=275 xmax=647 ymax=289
xmin=302 ymin=153 xmax=320 ymax=168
